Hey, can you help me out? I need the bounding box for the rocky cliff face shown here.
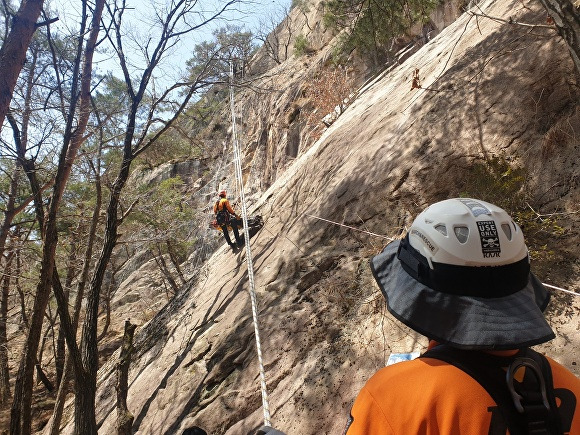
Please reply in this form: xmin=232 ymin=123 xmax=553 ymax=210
xmin=56 ymin=0 xmax=579 ymax=433
xmin=204 ymin=0 xmax=466 ymax=199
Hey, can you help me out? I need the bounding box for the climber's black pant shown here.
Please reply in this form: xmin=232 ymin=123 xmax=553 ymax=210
xmin=221 ymin=222 xmax=241 ymax=247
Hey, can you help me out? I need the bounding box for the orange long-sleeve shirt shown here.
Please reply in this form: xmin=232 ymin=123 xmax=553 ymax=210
xmin=345 ymin=352 xmax=580 ymax=434
xmin=214 ymin=198 xmax=236 ymax=216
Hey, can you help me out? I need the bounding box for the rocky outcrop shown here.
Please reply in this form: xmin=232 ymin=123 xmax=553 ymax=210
xmin=218 ymin=0 xmax=468 ymax=198
xmin=58 ymin=0 xmax=579 ymax=434
xmin=129 ymin=159 xmax=206 ymax=187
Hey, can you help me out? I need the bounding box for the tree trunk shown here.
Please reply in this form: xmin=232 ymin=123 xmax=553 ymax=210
xmin=45 ymin=355 xmax=73 ymax=435
xmin=45 ymin=271 xmax=89 ymax=435
xmin=0 ymin=251 xmax=14 ymax=404
xmin=153 ymin=246 xmax=180 ymax=295
xmin=538 ymin=0 xmax=580 ymax=74
xmin=7 ymin=97 xmax=47 ymax=434
xmin=55 ymin=321 xmax=66 ymax=388
xmin=0 ymin=167 xmax=20 ymax=405
xmin=62 ymin=2 xmax=105 ymax=434
xmin=116 ymin=320 xmax=136 ymax=435
xmin=10 ymin=227 xmax=58 ymax=435
xmin=96 ymin=282 xmax=111 ymax=343
xmin=34 ymin=358 xmax=53 ymax=393
xmin=15 ymin=250 xmax=28 ymax=328
xmin=56 ymin=232 xmax=80 ymax=387
xmin=77 ymin=164 xmax=127 ymax=434
xmin=72 ymin=0 xmax=224 ymax=428
xmin=10 ymin=0 xmax=104 ymax=430
xmin=166 ymin=240 xmax=186 ymax=286
xmin=0 ymin=165 xmax=19 ymax=259
xmin=45 ymin=147 xmax=103 ymax=435
xmin=0 ymin=0 xmax=46 ymax=132
xmin=72 ymin=374 xmax=97 ymax=435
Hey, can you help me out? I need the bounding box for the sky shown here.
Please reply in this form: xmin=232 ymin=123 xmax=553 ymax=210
xmin=51 ymin=0 xmax=292 ymax=87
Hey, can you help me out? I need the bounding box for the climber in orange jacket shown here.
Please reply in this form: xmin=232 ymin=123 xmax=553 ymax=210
xmin=345 ymin=198 xmax=580 ymax=435
xmin=214 ymin=190 xmax=243 ymax=252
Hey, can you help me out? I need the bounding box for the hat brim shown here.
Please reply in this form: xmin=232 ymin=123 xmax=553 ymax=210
xmin=370 ymin=241 xmax=555 ymax=350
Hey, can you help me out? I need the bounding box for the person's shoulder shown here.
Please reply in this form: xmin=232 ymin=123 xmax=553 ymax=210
xmin=362 ymin=356 xmax=501 ymax=414
xmin=365 ymin=357 xmax=459 ymax=388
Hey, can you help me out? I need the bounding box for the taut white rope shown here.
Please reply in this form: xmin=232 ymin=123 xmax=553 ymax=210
xmin=229 ymin=63 xmax=271 ymax=427
xmin=305 ymin=213 xmax=395 ymax=240
xmin=306 ymin=214 xmax=578 ymax=297
xmin=543 ymin=283 xmax=580 ymax=297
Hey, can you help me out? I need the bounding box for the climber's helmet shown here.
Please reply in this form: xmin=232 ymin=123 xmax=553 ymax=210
xmin=405 ymin=198 xmax=528 ymax=270
xmin=370 ymin=198 xmax=554 ymax=350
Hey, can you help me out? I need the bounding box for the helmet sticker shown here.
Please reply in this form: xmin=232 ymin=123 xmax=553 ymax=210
xmin=477 ymin=220 xmax=501 ymax=258
xmin=411 ymin=229 xmax=437 ymax=253
xmin=458 ymin=198 xmax=491 ymax=217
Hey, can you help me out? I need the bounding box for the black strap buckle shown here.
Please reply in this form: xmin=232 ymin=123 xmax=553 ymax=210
xmin=507 ymin=356 xmax=551 ymax=414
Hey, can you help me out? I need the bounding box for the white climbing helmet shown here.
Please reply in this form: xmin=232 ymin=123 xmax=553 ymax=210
xmin=407 ymin=198 xmax=528 ymax=268
xmin=370 ymin=197 xmax=554 ymax=349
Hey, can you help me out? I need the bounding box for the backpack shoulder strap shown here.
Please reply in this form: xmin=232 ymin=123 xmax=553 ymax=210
xmin=421 ymin=345 xmax=563 ymax=435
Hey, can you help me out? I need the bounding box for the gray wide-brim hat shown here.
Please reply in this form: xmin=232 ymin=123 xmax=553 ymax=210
xmin=370 ymin=240 xmax=555 ymax=350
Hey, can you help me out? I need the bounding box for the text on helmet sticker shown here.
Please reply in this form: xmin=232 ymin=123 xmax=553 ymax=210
xmin=411 ymin=229 xmax=436 ymax=253
xmin=458 ymin=199 xmax=491 ymax=217
xmin=477 ymin=220 xmax=501 ymax=258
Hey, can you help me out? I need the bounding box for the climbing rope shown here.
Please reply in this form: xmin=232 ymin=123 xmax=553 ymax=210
xmin=305 ymin=213 xmax=396 ymax=241
xmin=229 ymin=62 xmax=272 ymax=427
xmin=543 ymin=283 xmax=580 ymax=297
xmin=305 ymin=214 xmax=579 ymax=297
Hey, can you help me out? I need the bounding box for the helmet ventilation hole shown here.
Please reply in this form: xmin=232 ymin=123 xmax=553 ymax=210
xmin=501 ymin=223 xmax=512 ymax=240
xmin=434 ymin=224 xmax=447 ymax=236
xmin=454 ymin=226 xmax=469 ymax=244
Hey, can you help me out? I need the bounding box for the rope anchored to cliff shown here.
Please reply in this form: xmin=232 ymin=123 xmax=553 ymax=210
xmin=305 ymin=214 xmax=579 ymax=297
xmin=229 ymin=62 xmax=272 ymax=427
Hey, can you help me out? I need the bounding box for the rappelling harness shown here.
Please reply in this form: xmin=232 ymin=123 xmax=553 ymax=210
xmin=215 ymin=199 xmax=232 ymax=226
xmin=422 ymin=345 xmax=565 ymax=435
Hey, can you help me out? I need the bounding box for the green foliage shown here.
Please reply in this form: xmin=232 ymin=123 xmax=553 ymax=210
xmin=459 ymin=156 xmax=526 ymax=211
xmin=92 ymin=74 xmax=131 ymax=133
xmin=324 ymin=0 xmax=441 ymax=66
xmin=127 ymin=25 xmax=258 ymax=171
xmin=135 ymin=131 xmax=193 ymax=168
xmin=0 ymin=159 xmax=39 ymax=232
xmin=294 ymin=34 xmax=310 ymax=56
xmin=0 ymin=159 xmax=16 ymax=208
xmin=513 ymin=210 xmax=565 ymax=242
xmin=186 ymin=24 xmax=257 ymax=84
xmin=458 ymin=156 xmax=566 ymax=270
xmin=329 ymin=35 xmax=352 ymax=66
xmin=127 ymin=176 xmax=197 ymax=259
xmin=512 ymin=208 xmax=564 ymax=281
xmin=292 ymin=0 xmax=310 ymax=12
xmin=134 ymin=91 xmax=227 ymax=168
xmin=189 ymin=96 xmax=223 ymax=126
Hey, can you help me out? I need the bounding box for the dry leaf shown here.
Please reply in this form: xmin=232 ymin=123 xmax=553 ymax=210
xmin=411 ymin=68 xmax=422 ymax=90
